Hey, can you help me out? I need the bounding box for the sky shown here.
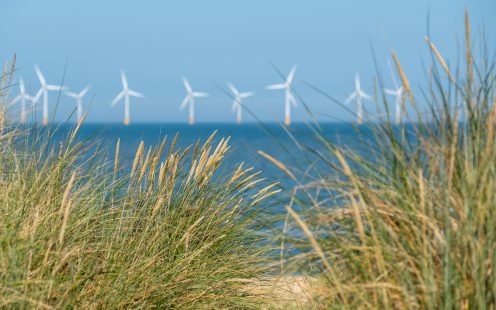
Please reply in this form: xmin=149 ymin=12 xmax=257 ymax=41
xmin=2 ymin=0 xmax=495 ymax=123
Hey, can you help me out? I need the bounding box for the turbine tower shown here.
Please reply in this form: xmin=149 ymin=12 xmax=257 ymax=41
xmin=33 ymin=65 xmax=65 ymax=125
xmin=266 ymin=65 xmax=297 ymax=126
xmin=345 ymin=72 xmax=372 ymax=124
xmin=111 ymin=70 xmax=144 ymax=125
xmin=384 ymin=60 xmax=404 ymax=124
xmin=65 ymin=86 xmax=91 ymax=123
xmin=180 ymin=77 xmax=208 ymax=125
xmin=228 ymin=83 xmax=254 ymax=124
xmin=11 ymin=78 xmax=34 ymax=124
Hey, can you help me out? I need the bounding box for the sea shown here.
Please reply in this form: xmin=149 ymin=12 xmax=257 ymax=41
xmin=46 ymin=122 xmax=369 ymax=171
xmin=13 ymin=120 xmax=396 ymax=244
xmin=33 ymin=122 xmax=378 ymax=214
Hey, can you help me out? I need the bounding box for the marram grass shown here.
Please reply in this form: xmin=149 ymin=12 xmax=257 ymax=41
xmin=278 ymin=12 xmax=496 ymax=309
xmin=0 ymin=90 xmax=279 ymax=307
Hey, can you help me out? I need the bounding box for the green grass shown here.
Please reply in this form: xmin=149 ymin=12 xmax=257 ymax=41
xmin=278 ymin=12 xmax=496 ymax=308
xmin=0 ymin=87 xmax=279 ymax=307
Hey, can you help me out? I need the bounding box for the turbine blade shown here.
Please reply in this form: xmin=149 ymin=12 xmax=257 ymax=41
xmin=384 ymin=88 xmax=396 ymax=96
xmin=34 ymin=65 xmax=46 ymax=86
xmin=80 ymin=85 xmax=91 ymax=97
xmin=345 ymin=92 xmax=357 ymax=104
xmin=266 ymin=84 xmax=285 ymax=90
xmin=289 ymin=92 xmax=297 ymax=107
xmin=33 ymin=89 xmax=44 ymax=103
xmin=111 ymin=91 xmax=125 ymax=106
xmin=128 ymin=90 xmax=145 ymax=98
xmin=388 ymin=59 xmax=399 ymax=89
xmin=232 ymin=100 xmax=238 ymax=113
xmin=19 ymin=78 xmax=25 ymax=94
xmin=286 ymin=65 xmax=297 ymax=84
xmin=360 ymin=91 xmax=372 ymax=101
xmin=180 ymin=95 xmax=191 ymax=110
xmin=46 ymin=85 xmax=65 ymax=91
xmin=355 ymin=72 xmax=361 ymax=91
xmin=182 ymin=77 xmax=192 ymax=93
xmin=192 ymin=92 xmax=208 ymax=97
xmin=65 ymin=91 xmax=79 ymax=98
xmin=121 ymin=70 xmax=128 ymax=90
xmin=11 ymin=95 xmax=21 ymax=104
xmin=240 ymin=91 xmax=254 ymax=98
xmin=227 ymin=83 xmax=239 ymax=96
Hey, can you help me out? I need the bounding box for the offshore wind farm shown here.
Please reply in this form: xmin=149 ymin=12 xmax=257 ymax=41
xmin=10 ymin=63 xmax=385 ymax=126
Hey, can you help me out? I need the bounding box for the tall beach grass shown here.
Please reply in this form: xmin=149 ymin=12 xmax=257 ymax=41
xmin=278 ymin=12 xmax=496 ymax=308
xmin=0 ymin=69 xmax=279 ymax=307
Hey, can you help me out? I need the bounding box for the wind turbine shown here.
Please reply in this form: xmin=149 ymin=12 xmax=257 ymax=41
xmin=228 ymin=83 xmax=254 ymax=124
xmin=384 ymin=60 xmax=404 ymax=124
xmin=180 ymin=77 xmax=208 ymax=125
xmin=33 ymin=65 xmax=65 ymax=125
xmin=266 ymin=65 xmax=297 ymax=126
xmin=65 ymin=86 xmax=91 ymax=123
xmin=111 ymin=70 xmax=144 ymax=125
xmin=11 ymin=78 xmax=34 ymax=124
xmin=345 ymin=72 xmax=372 ymax=124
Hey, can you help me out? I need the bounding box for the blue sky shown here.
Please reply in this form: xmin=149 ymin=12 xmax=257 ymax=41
xmin=2 ymin=0 xmax=495 ymax=123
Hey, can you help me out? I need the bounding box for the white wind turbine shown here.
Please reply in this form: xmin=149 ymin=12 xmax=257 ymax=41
xmin=228 ymin=83 xmax=254 ymax=124
xmin=33 ymin=65 xmax=65 ymax=125
xmin=266 ymin=65 xmax=297 ymax=126
xmin=111 ymin=70 xmax=144 ymax=125
xmin=180 ymin=77 xmax=208 ymax=125
xmin=65 ymin=86 xmax=91 ymax=123
xmin=345 ymin=72 xmax=372 ymax=124
xmin=11 ymin=78 xmax=34 ymax=124
xmin=384 ymin=60 xmax=404 ymax=124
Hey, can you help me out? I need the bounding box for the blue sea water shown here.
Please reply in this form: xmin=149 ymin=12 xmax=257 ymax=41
xmin=24 ymin=121 xmax=387 ymax=239
xmin=34 ymin=122 xmax=380 ymax=219
xmin=43 ymin=122 xmax=369 ymax=185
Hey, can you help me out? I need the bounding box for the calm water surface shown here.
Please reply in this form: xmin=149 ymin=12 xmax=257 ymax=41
xmin=44 ymin=122 xmax=369 ymax=180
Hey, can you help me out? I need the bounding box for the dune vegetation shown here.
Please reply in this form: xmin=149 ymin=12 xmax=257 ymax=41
xmin=278 ymin=12 xmax=496 ymax=309
xmin=0 ymin=81 xmax=279 ymax=307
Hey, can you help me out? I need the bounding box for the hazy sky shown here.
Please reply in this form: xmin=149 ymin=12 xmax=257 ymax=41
xmin=2 ymin=0 xmax=495 ymax=123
